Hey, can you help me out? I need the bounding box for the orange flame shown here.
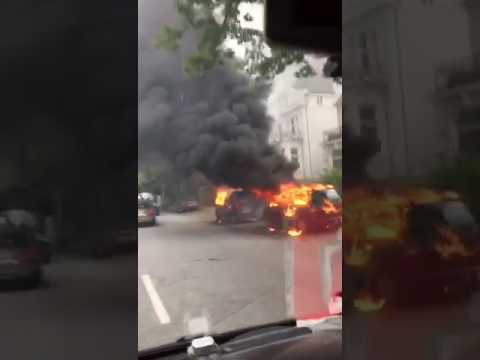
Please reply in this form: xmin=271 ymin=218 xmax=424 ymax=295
xmin=288 ymin=228 xmax=303 ymax=237
xmin=266 ymin=183 xmax=336 ymax=210
xmin=215 ymin=187 xmax=237 ymax=206
xmin=323 ymin=200 xmax=340 ymax=214
xmin=284 ymin=206 xmax=297 ymax=218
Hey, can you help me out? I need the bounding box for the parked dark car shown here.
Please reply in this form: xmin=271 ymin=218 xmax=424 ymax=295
xmin=174 ymin=199 xmax=199 ymax=213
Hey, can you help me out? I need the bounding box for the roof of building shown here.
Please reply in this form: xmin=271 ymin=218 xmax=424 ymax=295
xmin=293 ymin=76 xmax=335 ymax=94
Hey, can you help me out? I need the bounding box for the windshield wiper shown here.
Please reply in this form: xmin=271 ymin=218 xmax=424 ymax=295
xmin=138 ymin=318 xmax=298 ymax=359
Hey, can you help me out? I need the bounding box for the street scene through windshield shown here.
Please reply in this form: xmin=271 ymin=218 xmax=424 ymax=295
xmin=138 ymin=0 xmax=342 ymax=350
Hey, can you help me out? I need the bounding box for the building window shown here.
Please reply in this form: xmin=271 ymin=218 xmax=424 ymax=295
xmin=359 ymin=104 xmax=380 ymax=148
xmin=291 ymin=117 xmax=296 ymax=135
xmin=317 ymin=96 xmax=323 ymax=105
xmin=291 ymin=148 xmax=299 ymax=166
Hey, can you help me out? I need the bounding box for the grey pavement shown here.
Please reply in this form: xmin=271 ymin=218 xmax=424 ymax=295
xmin=1 ymin=251 xmax=137 ymax=359
xmin=138 ymin=207 xmax=290 ymax=350
xmin=138 ymin=207 xmax=342 ymax=351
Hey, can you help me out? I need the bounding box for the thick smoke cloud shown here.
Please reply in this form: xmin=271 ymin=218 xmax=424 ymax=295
xmin=139 ymin=0 xmax=295 ymax=190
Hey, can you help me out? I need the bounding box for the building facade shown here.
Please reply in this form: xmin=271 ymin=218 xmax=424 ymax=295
xmin=435 ymin=0 xmax=480 ymax=156
xmin=270 ymin=77 xmax=342 ymax=180
xmin=343 ymin=0 xmax=472 ymax=180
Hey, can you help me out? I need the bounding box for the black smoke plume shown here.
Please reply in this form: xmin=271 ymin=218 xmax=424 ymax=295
xmin=139 ymin=0 xmax=296 ymax=190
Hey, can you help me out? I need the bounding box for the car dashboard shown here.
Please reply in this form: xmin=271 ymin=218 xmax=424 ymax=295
xmin=138 ymin=316 xmax=341 ymax=360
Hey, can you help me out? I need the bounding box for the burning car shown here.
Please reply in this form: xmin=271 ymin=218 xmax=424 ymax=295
xmin=215 ymin=187 xmax=266 ymax=224
xmin=343 ymin=187 xmax=480 ymax=308
xmin=264 ymin=183 xmax=342 ymax=236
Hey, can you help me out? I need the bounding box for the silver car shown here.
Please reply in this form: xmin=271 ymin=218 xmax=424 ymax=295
xmin=138 ymin=200 xmax=157 ymax=227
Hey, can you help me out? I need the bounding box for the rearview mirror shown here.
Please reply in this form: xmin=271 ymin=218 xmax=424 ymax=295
xmin=264 ymin=0 xmax=340 ymax=55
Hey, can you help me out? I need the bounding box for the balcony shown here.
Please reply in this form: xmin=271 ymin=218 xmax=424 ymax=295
xmin=435 ymin=53 xmax=480 ymax=97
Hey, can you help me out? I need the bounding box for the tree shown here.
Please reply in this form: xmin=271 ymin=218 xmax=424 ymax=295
xmin=155 ymin=0 xmax=340 ymax=80
xmin=321 ymin=168 xmax=342 ymax=192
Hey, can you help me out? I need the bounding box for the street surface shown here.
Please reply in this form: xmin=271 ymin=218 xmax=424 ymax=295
xmin=138 ymin=207 xmax=341 ymax=350
xmin=344 ymin=294 xmax=480 ymax=360
xmin=1 ymin=252 xmax=137 ymax=359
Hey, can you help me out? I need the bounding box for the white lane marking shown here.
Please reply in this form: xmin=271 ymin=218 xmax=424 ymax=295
xmin=141 ymin=274 xmax=171 ymax=324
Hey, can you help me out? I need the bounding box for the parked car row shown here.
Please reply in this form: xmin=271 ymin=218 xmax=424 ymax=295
xmin=138 ymin=194 xmax=201 ymax=227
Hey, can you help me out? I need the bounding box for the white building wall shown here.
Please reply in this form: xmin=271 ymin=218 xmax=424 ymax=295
xmin=271 ymin=89 xmax=340 ymax=180
xmin=343 ymin=0 xmax=471 ymax=179
xmin=303 ymin=93 xmax=340 ymax=178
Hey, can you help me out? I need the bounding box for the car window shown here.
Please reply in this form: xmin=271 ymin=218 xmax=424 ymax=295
xmin=326 ymin=189 xmax=341 ymax=202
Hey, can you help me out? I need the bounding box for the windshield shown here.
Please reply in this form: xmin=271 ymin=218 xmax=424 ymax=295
xmin=138 ymin=200 xmax=153 ymax=209
xmin=138 ymin=0 xmax=342 ymax=351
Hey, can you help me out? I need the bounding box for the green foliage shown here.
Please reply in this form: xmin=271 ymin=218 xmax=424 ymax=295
xmin=155 ymin=0 xmax=316 ymax=80
xmin=321 ymin=168 xmax=342 ymax=192
xmin=154 ymin=26 xmax=184 ymax=50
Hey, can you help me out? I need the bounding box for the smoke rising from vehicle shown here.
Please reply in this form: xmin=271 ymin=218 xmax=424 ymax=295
xmin=139 ymin=0 xmax=296 ymax=190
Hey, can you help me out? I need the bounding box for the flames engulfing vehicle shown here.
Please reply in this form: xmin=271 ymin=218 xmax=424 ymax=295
xmin=215 ymin=187 xmax=266 ymax=224
xmin=264 ymin=183 xmax=342 ymax=236
xmin=343 ymin=187 xmax=480 ymax=310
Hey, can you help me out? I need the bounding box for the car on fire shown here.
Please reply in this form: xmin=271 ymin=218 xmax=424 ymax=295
xmin=343 ymin=187 xmax=480 ymax=308
xmin=215 ymin=188 xmax=266 ymax=224
xmin=264 ymin=183 xmax=342 ymax=236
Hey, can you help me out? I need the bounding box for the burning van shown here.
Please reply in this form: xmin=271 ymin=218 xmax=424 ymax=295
xmin=215 ymin=187 xmax=266 ymax=224
xmin=343 ymin=187 xmax=480 ymax=309
xmin=264 ymin=183 xmax=342 ymax=236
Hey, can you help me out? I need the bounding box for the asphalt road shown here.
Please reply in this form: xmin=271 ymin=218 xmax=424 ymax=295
xmin=138 ymin=207 xmax=342 ymax=351
xmin=1 ymin=252 xmax=137 ymax=360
